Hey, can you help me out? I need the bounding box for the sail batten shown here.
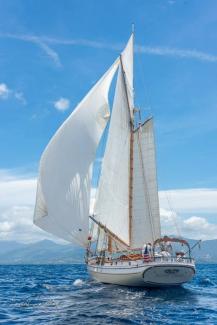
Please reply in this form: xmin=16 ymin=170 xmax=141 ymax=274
xmin=34 ymin=59 xmax=119 ymax=247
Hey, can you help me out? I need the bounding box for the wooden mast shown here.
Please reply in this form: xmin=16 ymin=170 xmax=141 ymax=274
xmin=120 ymin=31 xmax=134 ymax=247
xmin=129 ymin=130 xmax=134 ymax=246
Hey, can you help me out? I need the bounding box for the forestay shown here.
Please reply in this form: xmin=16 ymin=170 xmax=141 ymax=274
xmin=34 ymin=59 xmax=119 ymax=247
xmin=131 ymin=118 xmax=161 ymax=248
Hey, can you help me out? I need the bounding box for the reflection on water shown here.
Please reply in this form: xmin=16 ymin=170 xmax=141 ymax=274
xmin=0 ymin=264 xmax=216 ymax=324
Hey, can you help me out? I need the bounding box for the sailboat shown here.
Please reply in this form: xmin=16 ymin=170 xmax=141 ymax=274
xmin=34 ymin=32 xmax=196 ymax=287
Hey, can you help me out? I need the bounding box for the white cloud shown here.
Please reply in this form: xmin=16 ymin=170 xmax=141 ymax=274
xmin=0 ymin=83 xmax=26 ymax=104
xmin=0 ymin=205 xmax=52 ymax=242
xmin=0 ymin=170 xmax=67 ymax=243
xmin=35 ymin=39 xmax=61 ymax=67
xmin=0 ymin=169 xmax=217 ymax=243
xmin=160 ymin=208 xmax=182 ymax=237
xmin=159 ymin=188 xmax=217 ymax=213
xmin=14 ymin=92 xmax=27 ymax=105
xmin=0 ymin=33 xmax=61 ymax=67
xmin=160 ymin=208 xmax=217 ymax=240
xmin=54 ymin=97 xmax=70 ymax=111
xmin=159 ymin=189 xmax=217 ymax=239
xmin=40 ymin=35 xmax=217 ymax=63
xmin=1 ymin=33 xmax=217 ymax=65
xmin=135 ymin=45 xmax=217 ymax=63
xmin=0 ymin=221 xmax=14 ymax=232
xmin=0 ymin=83 xmax=10 ymax=99
xmin=182 ymin=216 xmax=217 ymax=240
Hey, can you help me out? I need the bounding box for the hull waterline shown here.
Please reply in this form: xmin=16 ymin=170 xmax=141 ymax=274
xmin=88 ymin=261 xmax=195 ymax=287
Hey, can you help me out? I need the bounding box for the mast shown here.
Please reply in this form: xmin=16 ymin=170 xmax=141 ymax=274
xmin=119 ymin=30 xmax=134 ymax=247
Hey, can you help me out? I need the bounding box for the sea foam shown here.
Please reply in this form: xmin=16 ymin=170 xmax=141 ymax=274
xmin=73 ymin=279 xmax=84 ymax=286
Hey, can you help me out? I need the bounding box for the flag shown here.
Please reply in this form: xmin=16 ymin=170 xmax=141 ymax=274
xmin=143 ymin=245 xmax=151 ymax=262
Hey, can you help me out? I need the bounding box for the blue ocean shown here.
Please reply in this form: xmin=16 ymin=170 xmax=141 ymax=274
xmin=0 ymin=264 xmax=216 ymax=324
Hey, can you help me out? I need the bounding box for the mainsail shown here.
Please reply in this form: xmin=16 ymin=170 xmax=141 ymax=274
xmin=131 ymin=118 xmax=161 ymax=248
xmin=34 ymin=59 xmax=119 ymax=247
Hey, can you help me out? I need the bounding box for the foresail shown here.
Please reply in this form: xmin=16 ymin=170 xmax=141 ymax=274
xmin=131 ymin=118 xmax=161 ymax=248
xmin=94 ymin=64 xmax=131 ymax=245
xmin=34 ymin=59 xmax=119 ymax=247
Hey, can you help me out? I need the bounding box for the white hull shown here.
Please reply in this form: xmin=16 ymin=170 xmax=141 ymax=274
xmin=88 ymin=259 xmax=195 ymax=287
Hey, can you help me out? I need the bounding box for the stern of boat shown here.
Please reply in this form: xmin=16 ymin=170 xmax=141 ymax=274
xmin=142 ymin=258 xmax=195 ymax=287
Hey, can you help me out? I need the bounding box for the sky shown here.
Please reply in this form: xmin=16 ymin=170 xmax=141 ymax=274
xmin=0 ymin=0 xmax=217 ymax=243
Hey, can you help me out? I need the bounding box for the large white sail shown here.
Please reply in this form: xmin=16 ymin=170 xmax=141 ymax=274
xmin=94 ymin=64 xmax=131 ymax=245
xmin=34 ymin=59 xmax=119 ymax=247
xmin=94 ymin=34 xmax=134 ymax=246
xmin=121 ymin=34 xmax=134 ymax=115
xmin=131 ymin=118 xmax=161 ymax=248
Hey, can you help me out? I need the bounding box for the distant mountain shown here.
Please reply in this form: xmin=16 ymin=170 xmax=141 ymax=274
xmin=0 ymin=238 xmax=216 ymax=264
xmin=0 ymin=240 xmax=84 ymax=264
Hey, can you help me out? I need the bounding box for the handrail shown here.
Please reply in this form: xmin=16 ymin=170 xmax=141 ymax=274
xmin=87 ymin=255 xmax=195 ymax=265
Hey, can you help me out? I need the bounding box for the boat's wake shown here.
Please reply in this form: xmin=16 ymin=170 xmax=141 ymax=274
xmin=73 ymin=279 xmax=85 ymax=287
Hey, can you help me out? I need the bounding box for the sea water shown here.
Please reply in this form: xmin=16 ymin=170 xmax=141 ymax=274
xmin=0 ymin=264 xmax=216 ymax=324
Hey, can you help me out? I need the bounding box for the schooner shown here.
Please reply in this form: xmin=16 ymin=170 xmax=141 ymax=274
xmin=34 ymin=32 xmax=195 ymax=286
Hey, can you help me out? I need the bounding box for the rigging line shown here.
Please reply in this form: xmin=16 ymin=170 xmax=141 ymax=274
xmin=164 ymin=190 xmax=182 ymax=238
xmin=137 ymin=127 xmax=156 ymax=242
xmin=89 ymin=215 xmax=130 ymax=251
xmin=136 ymin=50 xmax=154 ymax=119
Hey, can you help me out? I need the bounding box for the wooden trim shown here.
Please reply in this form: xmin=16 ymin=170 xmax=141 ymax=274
xmin=120 ymin=55 xmax=134 ymax=247
xmin=108 ymin=236 xmax=112 ymax=253
xmin=129 ymin=131 xmax=133 ymax=245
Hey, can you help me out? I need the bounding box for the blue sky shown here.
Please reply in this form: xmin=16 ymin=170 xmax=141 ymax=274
xmin=0 ymin=0 xmax=217 ymax=242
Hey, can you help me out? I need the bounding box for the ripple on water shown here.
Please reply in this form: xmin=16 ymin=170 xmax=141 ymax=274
xmin=0 ymin=264 xmax=216 ymax=324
